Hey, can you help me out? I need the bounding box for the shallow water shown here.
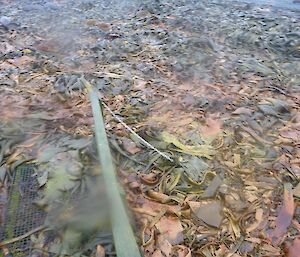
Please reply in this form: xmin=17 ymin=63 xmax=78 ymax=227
xmin=235 ymin=0 xmax=300 ymax=10
xmin=0 ymin=0 xmax=299 ymax=256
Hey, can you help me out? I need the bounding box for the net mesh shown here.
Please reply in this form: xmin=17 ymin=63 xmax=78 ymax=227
xmin=0 ymin=165 xmax=45 ymax=256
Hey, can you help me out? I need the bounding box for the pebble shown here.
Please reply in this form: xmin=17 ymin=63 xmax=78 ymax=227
xmin=0 ymin=16 xmax=12 ymax=27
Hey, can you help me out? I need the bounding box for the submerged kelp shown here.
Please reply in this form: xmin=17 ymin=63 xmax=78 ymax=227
xmin=0 ymin=0 xmax=299 ymax=256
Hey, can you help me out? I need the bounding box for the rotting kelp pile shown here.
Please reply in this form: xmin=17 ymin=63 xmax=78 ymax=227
xmin=0 ymin=0 xmax=300 ymax=256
